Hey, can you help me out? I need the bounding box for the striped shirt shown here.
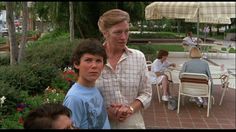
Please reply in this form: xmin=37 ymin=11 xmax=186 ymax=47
xmin=95 ymin=47 xmax=152 ymax=109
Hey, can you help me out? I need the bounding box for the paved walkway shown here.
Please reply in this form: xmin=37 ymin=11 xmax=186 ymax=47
xmin=143 ymin=84 xmax=235 ymax=129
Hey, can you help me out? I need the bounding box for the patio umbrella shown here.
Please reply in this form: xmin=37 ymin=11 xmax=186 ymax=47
xmin=185 ymin=17 xmax=232 ymax=25
xmin=145 ymin=2 xmax=236 ymax=43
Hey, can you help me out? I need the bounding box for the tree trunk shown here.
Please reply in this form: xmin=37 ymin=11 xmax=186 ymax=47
xmin=209 ymin=26 xmax=212 ymax=37
xmin=18 ymin=2 xmax=28 ymax=62
xmin=140 ymin=20 xmax=143 ymax=34
xmin=6 ymin=2 xmax=18 ymax=65
xmin=69 ymin=2 xmax=74 ymax=42
xmin=40 ymin=17 xmax=43 ymax=33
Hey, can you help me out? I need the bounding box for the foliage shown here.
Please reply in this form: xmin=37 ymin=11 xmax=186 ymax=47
xmin=0 ymin=80 xmax=20 ymax=117
xmin=225 ymin=28 xmax=236 ymax=33
xmin=0 ymin=37 xmax=6 ymax=44
xmin=0 ymin=87 xmax=66 ymax=129
xmin=23 ymin=31 xmax=77 ymax=69
xmin=33 ymin=2 xmax=148 ymax=38
xmin=0 ymin=112 xmax=24 ymax=129
xmin=51 ymin=75 xmax=70 ymax=92
xmin=0 ymin=63 xmax=59 ymax=95
xmin=43 ymin=87 xmax=66 ymax=104
xmin=0 ymin=54 xmax=10 ymax=66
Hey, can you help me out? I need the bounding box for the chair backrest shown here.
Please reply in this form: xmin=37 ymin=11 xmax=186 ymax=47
xmin=179 ymin=72 xmax=209 ymax=96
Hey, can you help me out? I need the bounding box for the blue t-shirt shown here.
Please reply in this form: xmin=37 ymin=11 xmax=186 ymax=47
xmin=63 ymin=83 xmax=110 ymax=129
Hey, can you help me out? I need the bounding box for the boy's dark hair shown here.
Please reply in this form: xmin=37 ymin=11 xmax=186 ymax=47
xmin=71 ymin=38 xmax=107 ymax=73
xmin=157 ymin=49 xmax=169 ymax=59
xmin=23 ymin=103 xmax=72 ymax=129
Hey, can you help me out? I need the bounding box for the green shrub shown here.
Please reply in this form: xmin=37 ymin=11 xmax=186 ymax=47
xmin=0 ymin=112 xmax=24 ymax=129
xmin=51 ymin=75 xmax=70 ymax=92
xmin=0 ymin=54 xmax=10 ymax=66
xmin=43 ymin=88 xmax=66 ymax=104
xmin=15 ymin=30 xmax=38 ymax=38
xmin=0 ymin=63 xmax=59 ymax=95
xmin=226 ymin=28 xmax=236 ymax=33
xmin=130 ymin=26 xmax=139 ymax=31
xmin=37 ymin=30 xmax=69 ymax=42
xmin=0 ymin=37 xmax=6 ymax=44
xmin=0 ymin=80 xmax=20 ymax=116
xmin=23 ymin=38 xmax=79 ymax=69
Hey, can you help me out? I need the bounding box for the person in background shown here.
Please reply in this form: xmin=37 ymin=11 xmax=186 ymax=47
xmin=96 ymin=9 xmax=152 ymax=129
xmin=182 ymin=31 xmax=202 ymax=48
xmin=203 ymin=25 xmax=210 ymax=43
xmin=179 ymin=47 xmax=213 ymax=108
xmin=151 ymin=50 xmax=176 ymax=101
xmin=63 ymin=38 xmax=110 ymax=129
xmin=23 ymin=103 xmax=75 ymax=129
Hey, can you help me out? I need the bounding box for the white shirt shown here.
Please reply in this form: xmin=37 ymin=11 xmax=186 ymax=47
xmin=183 ymin=36 xmax=198 ymax=46
xmin=151 ymin=59 xmax=172 ymax=84
xmin=95 ymin=46 xmax=152 ymax=129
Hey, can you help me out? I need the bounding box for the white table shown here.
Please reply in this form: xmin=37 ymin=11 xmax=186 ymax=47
xmin=200 ymin=43 xmax=232 ymax=58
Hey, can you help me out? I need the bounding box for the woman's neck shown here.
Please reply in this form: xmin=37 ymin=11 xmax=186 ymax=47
xmin=105 ymin=43 xmax=123 ymax=57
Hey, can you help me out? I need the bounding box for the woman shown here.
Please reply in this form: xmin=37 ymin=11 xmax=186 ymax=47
xmin=151 ymin=50 xmax=176 ymax=101
xmin=96 ymin=9 xmax=152 ymax=129
xmin=179 ymin=47 xmax=213 ymax=107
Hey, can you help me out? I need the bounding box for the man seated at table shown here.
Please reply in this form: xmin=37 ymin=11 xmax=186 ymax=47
xmin=182 ymin=31 xmax=202 ymax=50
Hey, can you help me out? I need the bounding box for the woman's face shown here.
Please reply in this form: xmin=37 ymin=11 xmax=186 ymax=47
xmin=104 ymin=21 xmax=129 ymax=50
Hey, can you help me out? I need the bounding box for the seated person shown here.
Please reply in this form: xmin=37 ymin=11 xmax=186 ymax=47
xmin=23 ymin=103 xmax=75 ymax=129
xmin=179 ymin=47 xmax=213 ymax=108
xmin=151 ymin=50 xmax=176 ymax=101
xmin=182 ymin=31 xmax=202 ymax=48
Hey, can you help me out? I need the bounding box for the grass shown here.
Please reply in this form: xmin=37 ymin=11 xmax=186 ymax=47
xmin=128 ymin=43 xmax=185 ymax=52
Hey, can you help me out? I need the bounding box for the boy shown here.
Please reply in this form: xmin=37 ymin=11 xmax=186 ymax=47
xmin=63 ymin=38 xmax=110 ymax=129
xmin=24 ymin=103 xmax=74 ymax=129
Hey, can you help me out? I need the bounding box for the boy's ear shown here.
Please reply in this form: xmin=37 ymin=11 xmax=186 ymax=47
xmin=73 ymin=63 xmax=80 ymax=70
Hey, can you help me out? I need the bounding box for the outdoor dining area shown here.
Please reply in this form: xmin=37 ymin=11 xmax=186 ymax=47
xmin=143 ymin=53 xmax=235 ymax=129
xmin=142 ymin=2 xmax=235 ymax=129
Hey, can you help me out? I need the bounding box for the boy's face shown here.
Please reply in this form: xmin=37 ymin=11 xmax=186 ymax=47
xmin=52 ymin=115 xmax=73 ymax=129
xmin=74 ymin=53 xmax=104 ymax=86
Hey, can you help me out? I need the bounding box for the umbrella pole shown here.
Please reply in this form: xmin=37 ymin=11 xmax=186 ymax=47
xmin=197 ymin=8 xmax=199 ymax=45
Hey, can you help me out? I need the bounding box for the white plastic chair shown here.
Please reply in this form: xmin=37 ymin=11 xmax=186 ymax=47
xmin=219 ymin=74 xmax=230 ymax=106
xmin=155 ymin=70 xmax=174 ymax=103
xmin=177 ymin=72 xmax=214 ymax=117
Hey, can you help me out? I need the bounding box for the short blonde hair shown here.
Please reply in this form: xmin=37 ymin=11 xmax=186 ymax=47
xmin=189 ymin=47 xmax=202 ymax=58
xmin=97 ymin=9 xmax=130 ymax=33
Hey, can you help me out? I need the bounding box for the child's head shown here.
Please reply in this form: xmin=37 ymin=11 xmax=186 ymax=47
xmin=71 ymin=38 xmax=107 ymax=77
xmin=23 ymin=103 xmax=74 ymax=129
xmin=157 ymin=49 xmax=169 ymax=59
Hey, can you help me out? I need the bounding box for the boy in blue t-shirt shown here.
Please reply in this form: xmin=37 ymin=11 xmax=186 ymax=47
xmin=63 ymin=39 xmax=110 ymax=129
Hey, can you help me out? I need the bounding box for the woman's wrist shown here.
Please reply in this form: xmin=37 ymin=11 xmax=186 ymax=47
xmin=129 ymin=106 xmax=134 ymax=113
